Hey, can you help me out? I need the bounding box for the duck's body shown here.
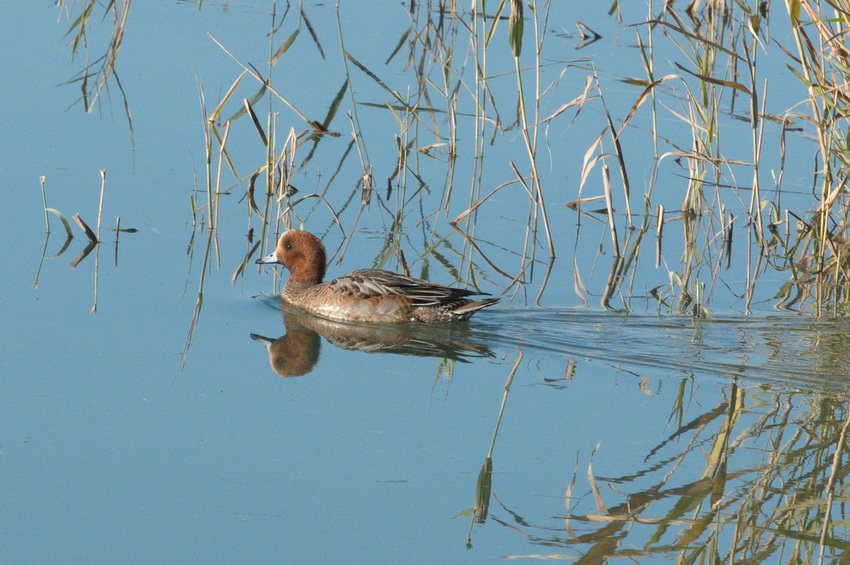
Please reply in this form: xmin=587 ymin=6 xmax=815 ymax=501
xmin=257 ymin=230 xmax=499 ymax=323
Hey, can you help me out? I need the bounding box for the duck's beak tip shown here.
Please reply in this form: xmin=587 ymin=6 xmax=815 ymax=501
xmin=256 ymin=251 xmax=280 ymax=265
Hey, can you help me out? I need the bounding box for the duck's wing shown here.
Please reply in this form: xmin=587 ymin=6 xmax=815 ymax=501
xmin=327 ymin=269 xmax=483 ymax=306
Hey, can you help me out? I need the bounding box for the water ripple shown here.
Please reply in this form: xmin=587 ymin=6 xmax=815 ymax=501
xmin=464 ymin=309 xmax=850 ymax=390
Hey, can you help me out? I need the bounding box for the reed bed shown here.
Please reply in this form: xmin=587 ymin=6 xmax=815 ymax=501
xmin=207 ymin=1 xmax=846 ymax=315
xmin=51 ymin=0 xmax=850 ymax=316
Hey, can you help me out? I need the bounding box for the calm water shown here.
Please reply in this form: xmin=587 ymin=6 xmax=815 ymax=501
xmin=3 ymin=1 xmax=850 ymax=563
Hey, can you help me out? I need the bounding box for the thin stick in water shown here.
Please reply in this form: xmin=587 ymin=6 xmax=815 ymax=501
xmin=96 ymin=169 xmax=106 ymax=241
xmin=40 ymin=176 xmax=50 ymax=234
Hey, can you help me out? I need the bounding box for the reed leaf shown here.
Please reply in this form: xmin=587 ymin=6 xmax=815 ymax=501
xmin=46 ymin=208 xmax=75 ymax=239
xmin=300 ymin=8 xmax=325 ymax=60
xmin=271 ymin=28 xmax=300 ymax=66
xmin=344 ymin=50 xmax=406 ymax=106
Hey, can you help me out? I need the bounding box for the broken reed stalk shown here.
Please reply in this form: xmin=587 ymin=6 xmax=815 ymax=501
xmin=73 ymin=214 xmax=98 ymax=243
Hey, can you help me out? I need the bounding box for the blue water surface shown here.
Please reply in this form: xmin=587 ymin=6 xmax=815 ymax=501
xmin=2 ymin=2 xmax=848 ymax=563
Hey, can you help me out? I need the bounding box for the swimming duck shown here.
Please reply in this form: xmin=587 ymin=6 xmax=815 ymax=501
xmin=256 ymin=230 xmax=499 ymax=323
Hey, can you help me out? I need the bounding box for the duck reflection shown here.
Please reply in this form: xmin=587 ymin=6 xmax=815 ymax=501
xmin=252 ymin=301 xmax=494 ymax=377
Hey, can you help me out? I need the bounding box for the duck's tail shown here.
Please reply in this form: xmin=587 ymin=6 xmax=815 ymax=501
xmin=451 ymin=297 xmax=501 ymax=320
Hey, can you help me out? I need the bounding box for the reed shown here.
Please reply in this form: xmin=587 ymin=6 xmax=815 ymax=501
xmin=39 ymin=177 xmax=74 ymax=239
xmin=57 ymin=0 xmax=133 ymax=139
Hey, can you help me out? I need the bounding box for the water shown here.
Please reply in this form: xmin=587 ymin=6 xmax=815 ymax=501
xmin=3 ymin=1 xmax=850 ymax=563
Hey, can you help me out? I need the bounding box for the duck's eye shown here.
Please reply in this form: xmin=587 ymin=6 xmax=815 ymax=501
xmin=284 ymin=243 xmax=293 ymax=250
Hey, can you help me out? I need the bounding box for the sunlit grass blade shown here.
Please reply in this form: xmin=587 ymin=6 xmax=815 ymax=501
xmin=484 ymin=0 xmax=506 ymax=49
xmin=209 ymin=70 xmax=246 ymax=123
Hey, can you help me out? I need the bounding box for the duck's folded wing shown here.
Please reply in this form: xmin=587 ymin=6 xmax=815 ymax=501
xmin=327 ymin=269 xmax=482 ymax=306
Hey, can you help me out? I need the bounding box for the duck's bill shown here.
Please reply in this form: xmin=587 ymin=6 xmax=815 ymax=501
xmin=250 ymin=333 xmax=274 ymax=350
xmin=256 ymin=252 xmax=280 ymax=265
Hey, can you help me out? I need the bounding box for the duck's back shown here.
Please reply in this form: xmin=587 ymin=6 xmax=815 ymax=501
xmin=284 ymin=269 xmax=498 ymax=323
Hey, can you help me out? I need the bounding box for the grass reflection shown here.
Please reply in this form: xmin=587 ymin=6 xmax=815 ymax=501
xmin=468 ymin=349 xmax=521 ymax=547
xmin=491 ymin=383 xmax=850 ymax=562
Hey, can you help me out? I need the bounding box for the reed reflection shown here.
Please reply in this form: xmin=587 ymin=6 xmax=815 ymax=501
xmin=252 ymin=301 xmax=495 ymax=377
xmin=483 ymin=377 xmax=850 ymax=561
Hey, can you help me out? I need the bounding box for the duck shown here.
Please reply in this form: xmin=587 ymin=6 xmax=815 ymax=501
xmin=256 ymin=229 xmax=499 ymax=323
